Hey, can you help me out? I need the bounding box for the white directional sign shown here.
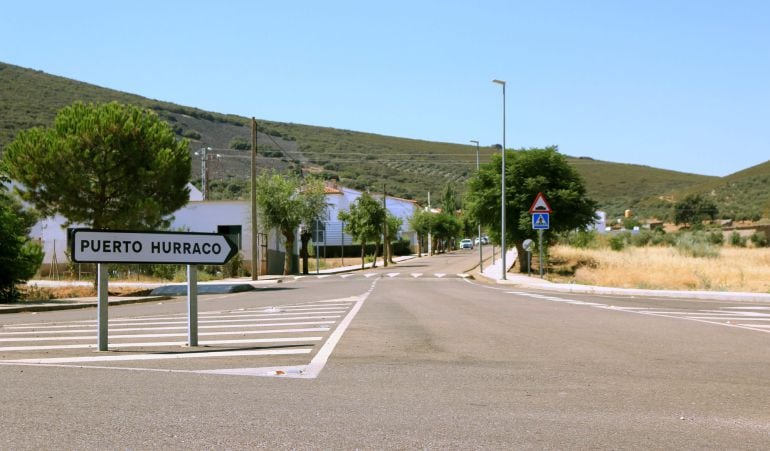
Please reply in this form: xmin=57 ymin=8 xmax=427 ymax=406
xmin=532 ymin=213 xmax=550 ymax=230
xmin=71 ymin=229 xmax=238 ymax=265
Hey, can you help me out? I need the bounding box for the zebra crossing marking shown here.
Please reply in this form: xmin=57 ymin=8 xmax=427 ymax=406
xmin=505 ymin=291 xmax=770 ymax=334
xmin=0 ymin=285 xmax=376 ymax=379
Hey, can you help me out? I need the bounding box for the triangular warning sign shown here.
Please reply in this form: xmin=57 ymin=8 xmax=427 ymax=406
xmin=529 ymin=192 xmax=552 ymax=213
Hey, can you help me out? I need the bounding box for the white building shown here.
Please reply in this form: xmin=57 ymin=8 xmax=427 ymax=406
xmin=26 ymin=181 xmax=420 ymax=275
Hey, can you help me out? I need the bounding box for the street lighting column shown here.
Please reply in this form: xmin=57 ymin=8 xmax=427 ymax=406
xmin=492 ymin=79 xmax=507 ymax=280
xmin=470 ymin=140 xmax=482 ymax=272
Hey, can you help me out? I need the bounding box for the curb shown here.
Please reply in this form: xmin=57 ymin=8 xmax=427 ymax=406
xmin=0 ymin=296 xmax=172 ymax=314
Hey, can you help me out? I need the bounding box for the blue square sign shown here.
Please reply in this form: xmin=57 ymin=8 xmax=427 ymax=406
xmin=532 ymin=213 xmax=550 ymax=230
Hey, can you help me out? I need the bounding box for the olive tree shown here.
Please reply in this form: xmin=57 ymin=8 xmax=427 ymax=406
xmin=338 ymin=192 xmax=386 ymax=269
xmin=254 ymin=172 xmax=326 ymax=275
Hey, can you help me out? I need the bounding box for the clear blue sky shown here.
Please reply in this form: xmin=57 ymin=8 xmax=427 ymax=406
xmin=2 ymin=1 xmax=768 ymax=176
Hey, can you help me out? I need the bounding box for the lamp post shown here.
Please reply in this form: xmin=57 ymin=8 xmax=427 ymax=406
xmin=470 ymin=140 xmax=483 ymax=272
xmin=492 ymin=79 xmax=507 ymax=280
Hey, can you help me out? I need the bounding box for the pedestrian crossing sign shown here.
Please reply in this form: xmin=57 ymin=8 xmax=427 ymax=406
xmin=532 ymin=213 xmax=550 ymax=230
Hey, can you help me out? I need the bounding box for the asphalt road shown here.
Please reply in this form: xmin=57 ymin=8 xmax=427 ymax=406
xmin=1 ymin=249 xmax=769 ymax=449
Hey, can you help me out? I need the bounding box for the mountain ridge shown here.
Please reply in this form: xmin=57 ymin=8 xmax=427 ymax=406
xmin=1 ymin=61 xmax=767 ymax=220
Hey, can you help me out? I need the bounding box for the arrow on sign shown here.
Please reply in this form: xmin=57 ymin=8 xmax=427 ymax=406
xmin=70 ymin=229 xmax=238 ymax=265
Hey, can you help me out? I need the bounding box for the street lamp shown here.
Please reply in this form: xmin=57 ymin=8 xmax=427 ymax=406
xmin=492 ymin=79 xmax=507 ymax=280
xmin=470 ymin=140 xmax=483 ymax=273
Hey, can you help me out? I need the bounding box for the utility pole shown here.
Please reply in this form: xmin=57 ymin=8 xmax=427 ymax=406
xmin=251 ymin=117 xmax=259 ymax=280
xmin=383 ymin=184 xmax=388 ymax=267
xmin=427 ymin=191 xmax=432 ymax=256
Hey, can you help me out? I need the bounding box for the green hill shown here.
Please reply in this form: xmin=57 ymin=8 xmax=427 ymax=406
xmin=2 ymin=61 xmax=767 ymax=221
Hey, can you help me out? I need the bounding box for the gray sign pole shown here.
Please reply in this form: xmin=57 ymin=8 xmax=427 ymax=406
xmin=187 ymin=265 xmax=198 ymax=347
xmin=97 ymin=263 xmax=109 ymax=351
xmin=538 ymin=229 xmax=545 ymax=279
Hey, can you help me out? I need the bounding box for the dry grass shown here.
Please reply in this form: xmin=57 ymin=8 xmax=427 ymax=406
xmin=20 ymin=285 xmax=152 ymax=302
xmin=548 ymin=245 xmax=770 ymax=293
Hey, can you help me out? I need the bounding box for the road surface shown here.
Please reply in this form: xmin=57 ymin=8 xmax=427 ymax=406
xmin=1 ymin=249 xmax=769 ymax=448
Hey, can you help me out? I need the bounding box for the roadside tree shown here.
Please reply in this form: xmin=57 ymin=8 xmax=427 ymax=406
xmin=673 ymin=194 xmax=718 ymax=228
xmin=408 ymin=209 xmax=433 ymax=257
xmin=338 ymin=192 xmax=386 ymax=269
xmin=0 ymin=183 xmax=43 ymax=302
xmin=254 ymin=172 xmax=326 ymax=275
xmin=465 ymin=146 xmax=597 ymax=273
xmin=2 ymin=102 xmax=191 ymax=230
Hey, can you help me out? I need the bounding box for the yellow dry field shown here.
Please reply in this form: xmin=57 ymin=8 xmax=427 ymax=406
xmin=547 ymin=245 xmax=770 ymax=293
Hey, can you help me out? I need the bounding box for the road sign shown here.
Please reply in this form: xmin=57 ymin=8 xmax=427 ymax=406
xmin=70 ymin=229 xmax=238 ymax=265
xmin=529 ymin=192 xmax=552 ymax=213
xmin=532 ymin=213 xmax=550 ymax=230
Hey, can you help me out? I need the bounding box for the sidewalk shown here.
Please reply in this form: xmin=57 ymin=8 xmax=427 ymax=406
xmin=0 ymin=255 xmax=420 ymax=314
xmin=476 ymin=248 xmax=770 ymax=303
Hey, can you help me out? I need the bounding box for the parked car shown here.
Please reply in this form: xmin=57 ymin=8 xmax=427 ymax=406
xmin=460 ymin=239 xmax=474 ymax=249
xmin=474 ymin=236 xmax=490 ymax=245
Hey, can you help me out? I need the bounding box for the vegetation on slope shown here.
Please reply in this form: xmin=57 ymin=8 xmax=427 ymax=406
xmin=2 ymin=61 xmax=768 ymax=221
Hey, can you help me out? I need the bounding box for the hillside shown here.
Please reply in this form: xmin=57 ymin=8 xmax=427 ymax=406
xmin=1 ymin=61 xmax=766 ymax=220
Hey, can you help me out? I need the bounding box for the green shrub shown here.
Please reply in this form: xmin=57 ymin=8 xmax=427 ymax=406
xmin=629 ymin=230 xmax=654 ymax=247
xmin=708 ymin=230 xmax=725 ymax=245
xmin=750 ymin=231 xmax=769 ymax=248
xmin=564 ymin=230 xmax=598 ymax=249
xmin=609 ymin=233 xmax=628 ymax=251
xmin=730 ymin=231 xmax=747 ymax=247
xmin=676 ymin=232 xmax=720 ymax=258
xmin=229 ymin=136 xmax=251 ymax=150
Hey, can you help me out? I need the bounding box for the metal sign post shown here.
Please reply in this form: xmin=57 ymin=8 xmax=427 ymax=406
xmin=187 ymin=265 xmax=198 ymax=347
xmin=530 ymin=193 xmax=552 ymax=280
xmin=71 ymin=229 xmax=237 ymax=351
xmin=97 ymin=263 xmax=109 ymax=351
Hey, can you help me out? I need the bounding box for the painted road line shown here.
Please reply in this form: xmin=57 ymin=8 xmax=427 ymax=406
xmin=0 ymin=348 xmax=313 ymax=365
xmin=0 ymin=337 xmax=323 ymax=352
xmin=3 ymin=315 xmax=343 ymax=330
xmin=411 ymin=273 xmax=423 ymax=278
xmin=387 ymin=273 xmax=399 ymax=278
xmin=0 ymin=321 xmax=337 ymax=336
xmin=0 ymin=327 xmax=330 ymax=342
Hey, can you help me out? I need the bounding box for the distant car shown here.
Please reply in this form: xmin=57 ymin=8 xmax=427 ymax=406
xmin=460 ymin=239 xmax=474 ymax=249
xmin=474 ymin=236 xmax=490 ymax=245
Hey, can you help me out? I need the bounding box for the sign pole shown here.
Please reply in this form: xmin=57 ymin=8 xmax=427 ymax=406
xmin=187 ymin=265 xmax=198 ymax=347
xmin=538 ymin=229 xmax=544 ymax=279
xmin=97 ymin=263 xmax=109 ymax=351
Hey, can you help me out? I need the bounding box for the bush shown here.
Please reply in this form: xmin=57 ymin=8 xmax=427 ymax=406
xmin=708 ymin=230 xmax=725 ymax=245
xmin=609 ymin=232 xmax=628 ymax=251
xmin=564 ymin=230 xmax=598 ymax=249
xmin=730 ymin=231 xmax=747 ymax=247
xmin=0 ymin=193 xmax=44 ymax=302
xmin=750 ymin=231 xmax=769 ymax=248
xmin=229 ymin=136 xmax=251 ymax=150
xmin=676 ymin=232 xmax=720 ymax=258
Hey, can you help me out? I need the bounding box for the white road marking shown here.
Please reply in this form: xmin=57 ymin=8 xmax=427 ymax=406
xmin=340 ymin=274 xmax=355 ymax=278
xmin=387 ymin=273 xmax=399 ymax=278
xmin=1 ymin=348 xmax=313 ymax=365
xmin=4 ymin=315 xmax=343 ymax=330
xmin=0 ymin=328 xmax=329 ymax=342
xmin=504 ymin=291 xmax=770 ymax=335
xmin=0 ymin=321 xmax=336 ymax=337
xmin=0 ymin=336 xmax=323 ymax=352
xmin=411 ymin=273 xmax=423 ymax=278
xmin=434 ymin=273 xmax=446 ymax=278
xmin=363 ymin=273 xmax=377 ymax=278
